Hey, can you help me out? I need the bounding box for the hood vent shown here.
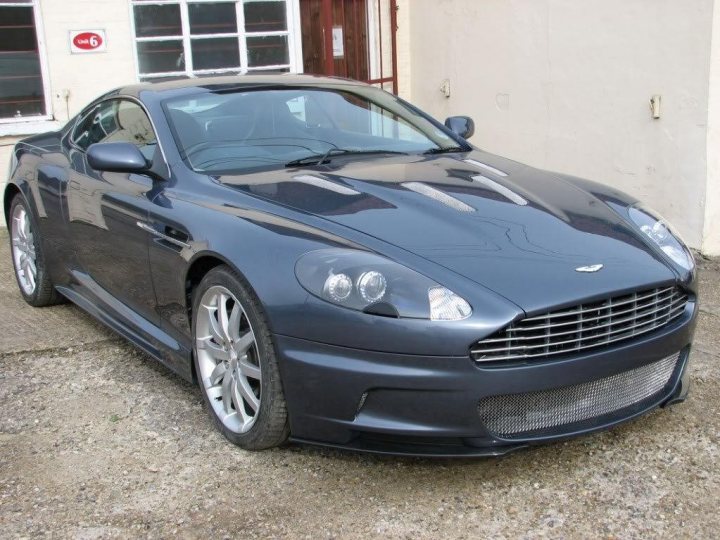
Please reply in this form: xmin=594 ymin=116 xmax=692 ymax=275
xmin=293 ymin=175 xmax=360 ymax=196
xmin=463 ymin=158 xmax=508 ymax=177
xmin=401 ymin=182 xmax=475 ymax=213
xmin=471 ymin=175 xmax=528 ymax=206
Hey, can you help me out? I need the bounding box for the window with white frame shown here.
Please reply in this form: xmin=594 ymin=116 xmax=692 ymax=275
xmin=130 ymin=0 xmax=299 ymax=81
xmin=0 ymin=0 xmax=50 ymax=122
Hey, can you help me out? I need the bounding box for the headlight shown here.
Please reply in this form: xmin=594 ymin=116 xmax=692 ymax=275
xmin=628 ymin=205 xmax=694 ymax=271
xmin=295 ymin=249 xmax=472 ymax=321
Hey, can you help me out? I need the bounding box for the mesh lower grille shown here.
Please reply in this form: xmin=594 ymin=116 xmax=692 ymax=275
xmin=478 ymin=352 xmax=680 ymax=438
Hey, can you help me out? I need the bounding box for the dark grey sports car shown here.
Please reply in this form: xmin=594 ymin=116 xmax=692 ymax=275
xmin=4 ymin=75 xmax=697 ymax=456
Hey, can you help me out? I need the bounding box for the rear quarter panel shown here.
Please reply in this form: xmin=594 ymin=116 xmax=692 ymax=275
xmin=5 ymin=131 xmax=76 ymax=286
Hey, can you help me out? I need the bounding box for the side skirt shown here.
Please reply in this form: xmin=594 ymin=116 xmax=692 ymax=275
xmin=56 ymin=284 xmax=194 ymax=382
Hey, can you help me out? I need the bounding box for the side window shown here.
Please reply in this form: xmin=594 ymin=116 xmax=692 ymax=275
xmin=72 ymin=102 xmax=114 ymax=151
xmin=72 ymin=100 xmax=157 ymax=159
xmin=107 ymin=100 xmax=158 ymax=160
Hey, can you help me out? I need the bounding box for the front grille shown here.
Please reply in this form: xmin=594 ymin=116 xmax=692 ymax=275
xmin=471 ymin=286 xmax=688 ymax=363
xmin=478 ymin=352 xmax=680 ymax=438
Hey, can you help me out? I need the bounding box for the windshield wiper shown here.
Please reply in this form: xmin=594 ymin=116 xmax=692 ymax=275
xmin=285 ymin=148 xmax=407 ymax=167
xmin=423 ymin=146 xmax=468 ymax=155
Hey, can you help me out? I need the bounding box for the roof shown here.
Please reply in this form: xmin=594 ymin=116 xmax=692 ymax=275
xmin=115 ymin=73 xmax=368 ymax=98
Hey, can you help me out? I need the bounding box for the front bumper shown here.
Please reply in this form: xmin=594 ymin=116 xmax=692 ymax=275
xmin=276 ymin=301 xmax=697 ymax=457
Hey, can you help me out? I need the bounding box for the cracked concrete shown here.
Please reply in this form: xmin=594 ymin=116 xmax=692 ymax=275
xmin=0 ymin=230 xmax=719 ymax=538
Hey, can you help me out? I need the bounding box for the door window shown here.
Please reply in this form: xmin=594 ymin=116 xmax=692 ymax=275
xmin=72 ymin=100 xmax=158 ymax=159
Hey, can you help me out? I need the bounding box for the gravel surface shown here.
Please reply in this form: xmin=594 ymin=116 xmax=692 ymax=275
xmin=0 ymin=231 xmax=718 ymax=538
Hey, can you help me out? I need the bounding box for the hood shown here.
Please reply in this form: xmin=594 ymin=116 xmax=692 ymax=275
xmin=218 ymin=152 xmax=676 ymax=314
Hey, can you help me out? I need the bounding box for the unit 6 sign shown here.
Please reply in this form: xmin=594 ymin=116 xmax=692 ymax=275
xmin=70 ymin=30 xmax=106 ymax=54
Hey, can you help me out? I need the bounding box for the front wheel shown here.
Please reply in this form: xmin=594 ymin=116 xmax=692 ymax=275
xmin=192 ymin=266 xmax=289 ymax=450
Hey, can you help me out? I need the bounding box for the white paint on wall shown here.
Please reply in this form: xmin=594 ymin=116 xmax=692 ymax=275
xmin=1 ymin=138 xmax=19 ymax=225
xmin=38 ymin=0 xmax=137 ymax=123
xmin=406 ymin=0 xmax=715 ymax=249
xmin=0 ymin=1 xmax=139 ymax=225
xmin=396 ymin=0 xmax=412 ymax=99
xmin=705 ymin=1 xmax=720 ymax=255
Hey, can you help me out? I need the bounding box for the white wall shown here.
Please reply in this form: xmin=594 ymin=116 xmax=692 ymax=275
xmin=396 ymin=0 xmax=412 ymax=99
xmin=0 ymin=0 xmax=138 ymax=224
xmin=0 ymin=140 xmax=15 ymax=217
xmin=706 ymin=1 xmax=720 ymax=255
xmin=38 ymin=0 xmax=137 ymax=123
xmin=406 ymin=0 xmax=715 ymax=249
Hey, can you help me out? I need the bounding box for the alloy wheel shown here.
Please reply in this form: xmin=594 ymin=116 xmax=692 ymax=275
xmin=11 ymin=203 xmax=37 ymax=295
xmin=195 ymin=286 xmax=262 ymax=434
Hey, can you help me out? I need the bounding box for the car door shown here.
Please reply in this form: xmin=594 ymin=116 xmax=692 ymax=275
xmin=66 ymin=98 xmax=162 ymax=333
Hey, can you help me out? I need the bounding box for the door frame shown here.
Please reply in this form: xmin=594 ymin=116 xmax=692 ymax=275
xmin=296 ymin=0 xmax=398 ymax=93
xmin=365 ymin=0 xmax=398 ymax=92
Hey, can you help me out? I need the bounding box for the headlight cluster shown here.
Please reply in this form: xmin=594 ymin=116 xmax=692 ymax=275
xmin=628 ymin=205 xmax=694 ymax=271
xmin=295 ymin=249 xmax=472 ymax=321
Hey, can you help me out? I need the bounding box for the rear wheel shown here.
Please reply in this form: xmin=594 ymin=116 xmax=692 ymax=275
xmin=9 ymin=195 xmax=63 ymax=307
xmin=192 ymin=266 xmax=289 ymax=450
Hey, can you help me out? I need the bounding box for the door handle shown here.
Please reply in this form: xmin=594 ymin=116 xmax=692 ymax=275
xmin=137 ymin=221 xmax=190 ymax=249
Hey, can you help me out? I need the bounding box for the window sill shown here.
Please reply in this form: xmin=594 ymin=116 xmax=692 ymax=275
xmin=0 ymin=120 xmax=63 ymax=138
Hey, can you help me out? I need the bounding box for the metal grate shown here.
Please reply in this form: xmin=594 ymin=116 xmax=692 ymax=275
xmin=471 ymin=286 xmax=688 ymax=363
xmin=478 ymin=352 xmax=679 ymax=438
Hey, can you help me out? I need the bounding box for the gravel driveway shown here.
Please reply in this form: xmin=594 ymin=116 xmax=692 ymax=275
xmin=1 ymin=230 xmax=718 ymax=539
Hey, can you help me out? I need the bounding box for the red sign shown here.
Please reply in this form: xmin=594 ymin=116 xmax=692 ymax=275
xmin=72 ymin=32 xmax=103 ymax=51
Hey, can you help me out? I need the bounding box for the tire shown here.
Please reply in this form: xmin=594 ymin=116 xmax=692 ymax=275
xmin=192 ymin=265 xmax=289 ymax=450
xmin=8 ymin=194 xmax=64 ymax=307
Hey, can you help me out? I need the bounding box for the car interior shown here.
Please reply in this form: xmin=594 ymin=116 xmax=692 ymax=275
xmin=163 ymin=89 xmax=439 ymax=173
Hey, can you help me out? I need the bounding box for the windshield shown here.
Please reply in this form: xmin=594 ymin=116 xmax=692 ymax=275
xmin=162 ymin=85 xmax=464 ymax=174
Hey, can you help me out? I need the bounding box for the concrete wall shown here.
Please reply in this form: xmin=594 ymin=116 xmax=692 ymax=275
xmin=39 ymin=0 xmax=137 ymax=123
xmin=706 ymin=1 xmax=720 ymax=255
xmin=406 ymin=0 xmax=715 ymax=249
xmin=1 ymin=137 xmax=20 ymax=224
xmin=1 ymin=0 xmax=137 ymax=223
xmin=0 ymin=140 xmax=15 ymax=217
xmin=396 ymin=0 xmax=412 ymax=99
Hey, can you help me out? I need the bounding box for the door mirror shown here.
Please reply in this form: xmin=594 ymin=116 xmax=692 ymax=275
xmin=87 ymin=142 xmax=149 ymax=174
xmin=444 ymin=116 xmax=475 ymax=139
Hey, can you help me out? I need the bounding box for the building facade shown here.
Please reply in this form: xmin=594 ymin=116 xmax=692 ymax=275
xmin=1 ymin=0 xmax=719 ymax=254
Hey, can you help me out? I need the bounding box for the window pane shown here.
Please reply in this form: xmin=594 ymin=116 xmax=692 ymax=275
xmin=73 ymin=100 xmax=157 ymax=157
xmin=189 ymin=2 xmax=237 ymax=35
xmin=137 ymin=40 xmax=185 ymax=74
xmin=139 ymin=75 xmax=187 ymax=83
xmin=108 ymin=101 xmax=158 ymax=159
xmin=191 ymin=37 xmax=240 ymax=70
xmin=0 ymin=6 xmax=45 ymax=119
xmin=247 ymin=35 xmax=288 ymax=67
xmin=247 ymin=66 xmax=289 ymax=73
xmin=195 ymin=70 xmax=242 ymax=78
xmin=134 ymin=4 xmax=182 ymax=38
xmin=244 ymin=1 xmax=287 ymax=32
xmin=72 ymin=103 xmax=111 ymax=150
